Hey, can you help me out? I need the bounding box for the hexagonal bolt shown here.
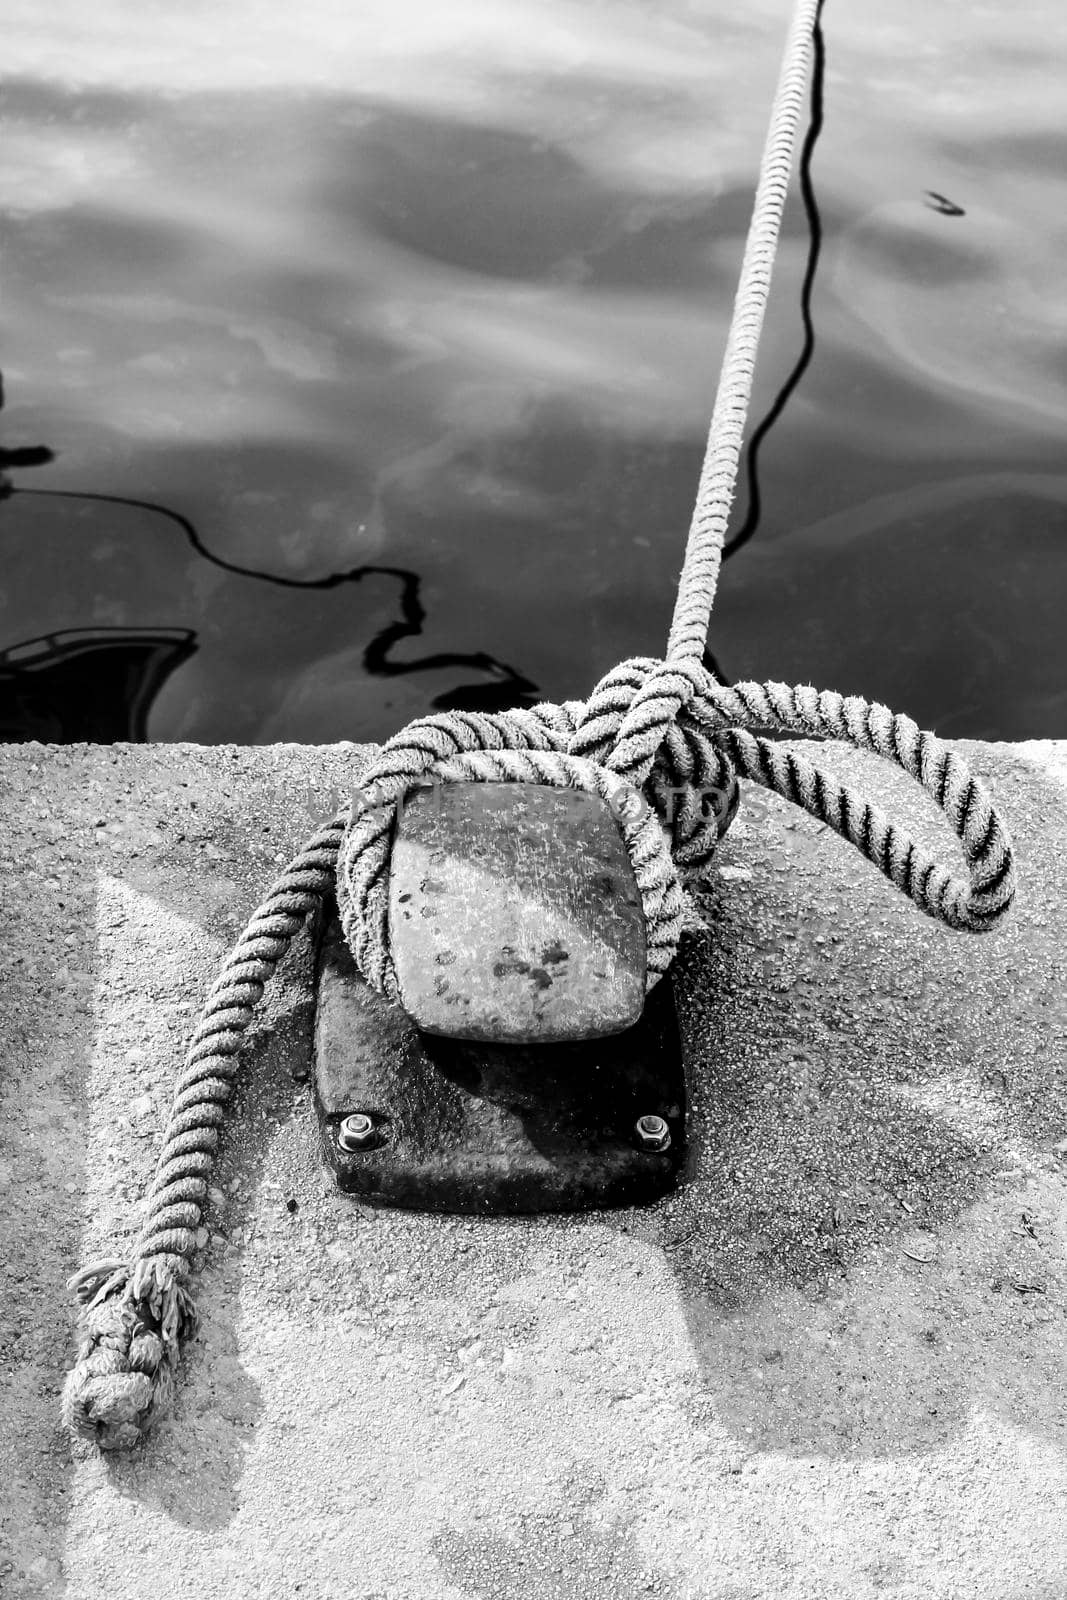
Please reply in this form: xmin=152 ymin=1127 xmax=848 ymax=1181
xmin=634 ymin=1113 xmax=671 ymax=1153
xmin=337 ymin=1112 xmax=379 ymax=1152
xmin=606 ymin=782 xmax=644 ymax=823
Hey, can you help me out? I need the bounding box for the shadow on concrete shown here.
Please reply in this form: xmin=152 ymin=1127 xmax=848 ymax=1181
xmin=640 ymin=748 xmax=1066 ymax=1460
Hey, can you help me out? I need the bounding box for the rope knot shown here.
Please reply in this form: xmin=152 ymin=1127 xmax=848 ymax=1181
xmin=569 ymin=656 xmax=741 ymax=878
xmin=570 ymin=656 xmax=704 ymax=771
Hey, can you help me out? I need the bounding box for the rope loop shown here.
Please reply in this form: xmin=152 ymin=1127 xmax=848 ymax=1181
xmin=683 ymin=675 xmax=1016 ymax=930
xmin=570 ymin=655 xmax=740 ymax=876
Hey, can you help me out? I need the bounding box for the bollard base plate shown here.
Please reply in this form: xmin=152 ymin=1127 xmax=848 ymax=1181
xmin=312 ymin=915 xmax=685 ymax=1214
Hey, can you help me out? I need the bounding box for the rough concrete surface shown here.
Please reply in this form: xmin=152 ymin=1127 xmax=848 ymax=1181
xmin=0 ymin=738 xmax=1064 ymax=1600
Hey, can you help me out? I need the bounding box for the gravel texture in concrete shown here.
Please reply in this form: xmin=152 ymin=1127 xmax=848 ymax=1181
xmin=0 ymin=739 xmax=1064 ymax=1600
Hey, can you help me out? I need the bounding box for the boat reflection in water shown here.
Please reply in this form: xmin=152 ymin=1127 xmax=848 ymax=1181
xmin=0 ymin=375 xmax=540 ymax=741
xmin=0 ymin=603 xmax=540 ymax=744
xmin=0 ymin=627 xmax=197 ymax=743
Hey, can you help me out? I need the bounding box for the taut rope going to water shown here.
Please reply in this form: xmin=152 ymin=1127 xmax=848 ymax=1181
xmin=63 ymin=0 xmax=1016 ymax=1450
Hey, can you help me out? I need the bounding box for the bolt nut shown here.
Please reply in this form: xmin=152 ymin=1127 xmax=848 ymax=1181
xmin=337 ymin=1112 xmax=378 ymax=1152
xmin=608 ymin=782 xmax=644 ymax=823
xmin=634 ymin=1113 xmax=671 ymax=1153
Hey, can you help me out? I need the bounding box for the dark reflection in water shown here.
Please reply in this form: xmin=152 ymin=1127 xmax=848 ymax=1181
xmin=0 ymin=372 xmax=54 ymax=479
xmin=1 ymin=375 xmax=539 ymax=740
xmin=0 ymin=626 xmax=196 ymax=742
xmin=924 ymin=191 xmax=966 ymax=218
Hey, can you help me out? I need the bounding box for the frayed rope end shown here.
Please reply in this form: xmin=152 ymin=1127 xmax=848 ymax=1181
xmin=62 ymin=1257 xmax=198 ymax=1451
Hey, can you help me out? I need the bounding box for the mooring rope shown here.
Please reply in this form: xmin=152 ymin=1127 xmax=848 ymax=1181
xmin=667 ymin=0 xmax=820 ymax=664
xmin=62 ymin=0 xmax=1016 ymax=1450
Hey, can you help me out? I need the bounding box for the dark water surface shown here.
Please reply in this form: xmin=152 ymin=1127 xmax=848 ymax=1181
xmin=1 ymin=0 xmax=1064 ymax=743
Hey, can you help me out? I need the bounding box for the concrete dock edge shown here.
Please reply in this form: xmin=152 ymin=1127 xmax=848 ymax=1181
xmin=1 ymin=739 xmax=1064 ymax=1599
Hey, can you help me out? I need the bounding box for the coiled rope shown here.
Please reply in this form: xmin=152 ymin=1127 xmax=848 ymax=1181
xmin=63 ymin=0 xmax=1015 ymax=1451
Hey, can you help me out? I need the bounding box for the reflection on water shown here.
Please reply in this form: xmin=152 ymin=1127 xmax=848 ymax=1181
xmin=0 ymin=627 xmax=195 ymax=742
xmin=0 ymin=371 xmax=54 ymax=480
xmin=0 ymin=0 xmax=1064 ymax=743
xmin=924 ymin=191 xmax=966 ymax=218
xmin=830 ymin=198 xmax=1066 ymax=431
xmin=1 ymin=428 xmax=540 ymax=739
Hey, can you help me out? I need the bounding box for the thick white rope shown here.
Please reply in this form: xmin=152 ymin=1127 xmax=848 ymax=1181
xmin=62 ymin=0 xmax=1016 ymax=1451
xmin=605 ymin=0 xmax=822 ymax=781
xmin=668 ymin=0 xmax=822 ymax=662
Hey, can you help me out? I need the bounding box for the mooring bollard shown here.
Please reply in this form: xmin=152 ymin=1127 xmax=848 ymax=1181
xmin=312 ymin=779 xmax=686 ymax=1213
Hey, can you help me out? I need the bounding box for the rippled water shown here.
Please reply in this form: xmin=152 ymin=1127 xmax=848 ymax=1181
xmin=1 ymin=0 xmax=1064 ymax=743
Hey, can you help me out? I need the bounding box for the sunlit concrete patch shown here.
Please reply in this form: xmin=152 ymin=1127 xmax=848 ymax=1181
xmin=1017 ymin=738 xmax=1067 ymax=794
xmin=628 ymin=1414 xmax=1065 ymax=1600
xmin=889 ymin=1075 xmax=1011 ymax=1146
xmin=82 ymin=873 xmax=226 ymax=1255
